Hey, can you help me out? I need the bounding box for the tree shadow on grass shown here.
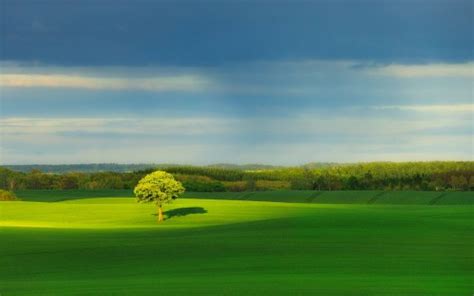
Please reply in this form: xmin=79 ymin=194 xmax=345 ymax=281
xmin=161 ymin=207 xmax=207 ymax=220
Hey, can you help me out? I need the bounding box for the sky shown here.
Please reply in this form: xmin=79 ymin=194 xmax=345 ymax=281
xmin=0 ymin=0 xmax=473 ymax=165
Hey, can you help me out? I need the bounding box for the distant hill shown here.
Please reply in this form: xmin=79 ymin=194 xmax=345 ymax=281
xmin=1 ymin=164 xmax=161 ymax=173
xmin=5 ymin=161 xmax=467 ymax=174
xmin=206 ymin=163 xmax=282 ymax=170
xmin=301 ymin=162 xmax=341 ymax=169
xmin=2 ymin=163 xmax=287 ymax=173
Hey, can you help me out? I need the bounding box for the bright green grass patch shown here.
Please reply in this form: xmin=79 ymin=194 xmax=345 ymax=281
xmin=0 ymin=197 xmax=472 ymax=295
xmin=0 ymin=198 xmax=317 ymax=229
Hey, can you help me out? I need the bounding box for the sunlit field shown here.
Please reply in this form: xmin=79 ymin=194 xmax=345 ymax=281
xmin=1 ymin=192 xmax=473 ymax=295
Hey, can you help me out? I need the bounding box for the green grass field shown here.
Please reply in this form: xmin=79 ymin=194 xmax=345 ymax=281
xmin=1 ymin=192 xmax=473 ymax=295
xmin=14 ymin=189 xmax=474 ymax=205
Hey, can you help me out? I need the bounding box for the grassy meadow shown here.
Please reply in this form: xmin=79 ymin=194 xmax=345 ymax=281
xmin=14 ymin=189 xmax=474 ymax=205
xmin=1 ymin=190 xmax=473 ymax=295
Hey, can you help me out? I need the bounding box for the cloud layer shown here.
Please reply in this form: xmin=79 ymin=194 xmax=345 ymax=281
xmin=3 ymin=0 xmax=472 ymax=66
xmin=2 ymin=109 xmax=471 ymax=164
xmin=2 ymin=0 xmax=472 ymax=164
xmin=1 ymin=58 xmax=472 ymax=164
xmin=0 ymin=73 xmax=211 ymax=92
xmin=373 ymin=104 xmax=473 ymax=113
xmin=367 ymin=63 xmax=474 ymax=78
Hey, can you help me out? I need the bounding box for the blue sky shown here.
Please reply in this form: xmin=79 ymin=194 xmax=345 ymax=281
xmin=1 ymin=0 xmax=472 ymax=164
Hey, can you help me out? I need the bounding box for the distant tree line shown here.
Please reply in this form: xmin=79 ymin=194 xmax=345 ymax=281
xmin=1 ymin=161 xmax=473 ymax=192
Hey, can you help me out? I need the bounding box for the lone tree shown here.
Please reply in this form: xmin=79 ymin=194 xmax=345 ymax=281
xmin=134 ymin=171 xmax=185 ymax=222
xmin=0 ymin=190 xmax=18 ymax=201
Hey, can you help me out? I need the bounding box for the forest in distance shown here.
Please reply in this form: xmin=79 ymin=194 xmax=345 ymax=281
xmin=1 ymin=161 xmax=473 ymax=192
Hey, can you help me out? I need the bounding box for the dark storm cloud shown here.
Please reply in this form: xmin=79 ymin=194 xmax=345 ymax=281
xmin=2 ymin=0 xmax=472 ymax=66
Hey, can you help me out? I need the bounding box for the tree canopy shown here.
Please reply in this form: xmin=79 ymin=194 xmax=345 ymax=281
xmin=133 ymin=171 xmax=185 ymax=222
xmin=0 ymin=189 xmax=17 ymax=201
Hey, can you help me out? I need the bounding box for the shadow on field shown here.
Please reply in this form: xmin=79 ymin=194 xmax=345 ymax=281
xmin=162 ymin=207 xmax=208 ymax=219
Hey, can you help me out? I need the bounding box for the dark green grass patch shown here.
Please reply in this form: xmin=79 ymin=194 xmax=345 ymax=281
xmin=245 ymin=190 xmax=315 ymax=202
xmin=182 ymin=191 xmax=248 ymax=200
xmin=435 ymin=191 xmax=474 ymax=205
xmin=14 ymin=189 xmax=134 ymax=202
xmin=374 ymin=191 xmax=443 ymax=205
xmin=14 ymin=189 xmax=474 ymax=205
xmin=311 ymin=190 xmax=382 ymax=204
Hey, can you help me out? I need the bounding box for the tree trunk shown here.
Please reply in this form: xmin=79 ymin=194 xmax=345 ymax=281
xmin=158 ymin=206 xmax=164 ymax=222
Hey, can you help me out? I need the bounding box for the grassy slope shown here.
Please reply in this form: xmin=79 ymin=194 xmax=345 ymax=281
xmin=373 ymin=191 xmax=444 ymax=205
xmin=14 ymin=189 xmax=134 ymax=202
xmin=436 ymin=191 xmax=474 ymax=205
xmin=14 ymin=189 xmax=474 ymax=204
xmin=311 ymin=190 xmax=381 ymax=204
xmin=1 ymin=197 xmax=473 ymax=295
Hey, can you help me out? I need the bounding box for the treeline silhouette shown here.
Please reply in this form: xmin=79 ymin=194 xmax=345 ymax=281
xmin=1 ymin=161 xmax=472 ymax=192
